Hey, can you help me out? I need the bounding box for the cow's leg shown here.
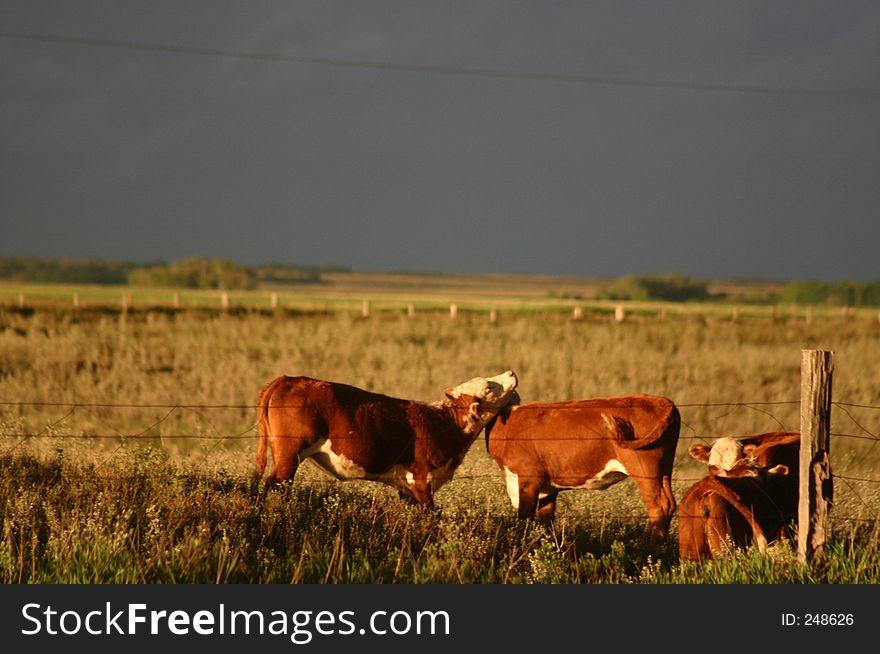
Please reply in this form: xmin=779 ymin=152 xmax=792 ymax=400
xmin=261 ymin=436 xmax=308 ymax=495
xmin=536 ymin=492 xmax=558 ymax=524
xmin=517 ymin=478 xmax=542 ymax=520
xmin=634 ymin=474 xmax=676 ymax=541
xmin=270 ymin=456 xmax=300 ymax=486
xmin=260 ymin=406 xmax=325 ymax=493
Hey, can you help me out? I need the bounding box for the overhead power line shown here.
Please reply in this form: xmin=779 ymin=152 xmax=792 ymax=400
xmin=2 ymin=29 xmax=878 ymax=100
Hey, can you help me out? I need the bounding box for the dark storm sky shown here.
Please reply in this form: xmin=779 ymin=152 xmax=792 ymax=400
xmin=2 ymin=1 xmax=879 ymax=281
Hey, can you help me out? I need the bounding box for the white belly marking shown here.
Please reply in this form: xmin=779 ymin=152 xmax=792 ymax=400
xmin=305 ymin=439 xmax=367 ymax=480
xmin=503 ymin=466 xmax=520 ymax=509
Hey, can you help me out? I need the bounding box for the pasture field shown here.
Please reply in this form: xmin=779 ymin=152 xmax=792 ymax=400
xmin=0 ymin=272 xmax=837 ymax=318
xmin=1 ymin=283 xmax=880 ymax=583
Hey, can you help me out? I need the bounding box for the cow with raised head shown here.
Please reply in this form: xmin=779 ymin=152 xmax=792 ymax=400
xmin=679 ymin=431 xmax=800 ymax=561
xmin=254 ymin=370 xmax=519 ymax=508
xmin=484 ymin=394 xmax=680 ymax=540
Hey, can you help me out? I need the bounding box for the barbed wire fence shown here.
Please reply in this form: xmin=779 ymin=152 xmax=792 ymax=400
xmin=2 ymin=389 xmax=879 ymax=530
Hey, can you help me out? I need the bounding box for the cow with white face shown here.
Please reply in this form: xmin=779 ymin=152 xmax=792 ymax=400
xmin=679 ymin=431 xmax=800 ymax=561
xmin=689 ymin=431 xmax=800 ymax=528
xmin=704 ymin=436 xmax=745 ymax=471
xmin=254 ymin=370 xmax=519 ymax=508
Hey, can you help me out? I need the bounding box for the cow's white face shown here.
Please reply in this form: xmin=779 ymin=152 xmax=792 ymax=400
xmin=707 ymin=436 xmax=744 ymax=471
xmin=445 ymin=370 xmax=518 ymax=411
xmin=444 ymin=370 xmax=518 ymax=432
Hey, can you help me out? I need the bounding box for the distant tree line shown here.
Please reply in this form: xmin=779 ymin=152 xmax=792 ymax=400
xmin=596 ymin=275 xmax=880 ymax=306
xmin=7 ymin=257 xmax=875 ymax=305
xmin=598 ymin=274 xmax=710 ymax=302
xmin=128 ymin=257 xmax=259 ymax=290
xmin=781 ymin=280 xmax=880 ymax=307
xmin=0 ymin=257 xmax=135 ymax=284
xmin=0 ymin=256 xmax=349 ymax=290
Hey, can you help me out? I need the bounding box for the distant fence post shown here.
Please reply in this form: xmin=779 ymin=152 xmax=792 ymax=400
xmin=614 ymin=304 xmax=625 ymax=322
xmin=361 ymin=299 xmax=370 ymax=317
xmin=798 ymin=349 xmax=834 ymax=566
xmin=449 ymin=303 xmax=458 ymax=319
xmin=271 ymin=292 xmax=279 ymax=309
xmin=221 ymin=292 xmax=230 ymax=311
xmin=407 ymin=303 xmax=415 ymax=318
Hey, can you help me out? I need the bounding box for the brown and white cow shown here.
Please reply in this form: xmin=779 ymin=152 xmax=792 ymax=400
xmin=689 ymin=431 xmax=800 ymax=534
xmin=485 ymin=394 xmax=680 ymax=540
xmin=679 ymin=431 xmax=800 ymax=561
xmin=253 ymin=370 xmax=519 ymax=507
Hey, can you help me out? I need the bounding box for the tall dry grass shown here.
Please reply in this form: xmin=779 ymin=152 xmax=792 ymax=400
xmin=2 ymin=304 xmax=880 ymax=582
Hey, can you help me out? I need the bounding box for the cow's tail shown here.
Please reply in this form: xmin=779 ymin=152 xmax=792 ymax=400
xmin=601 ymin=413 xmax=636 ymax=443
xmin=253 ymin=377 xmax=279 ymax=485
xmin=607 ymin=400 xmax=681 ymax=450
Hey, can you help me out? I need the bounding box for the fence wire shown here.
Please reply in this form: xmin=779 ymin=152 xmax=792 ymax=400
xmin=3 ymin=396 xmax=880 ymax=524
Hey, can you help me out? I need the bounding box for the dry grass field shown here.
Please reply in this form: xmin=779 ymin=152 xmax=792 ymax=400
xmin=1 ymin=276 xmax=879 ymax=583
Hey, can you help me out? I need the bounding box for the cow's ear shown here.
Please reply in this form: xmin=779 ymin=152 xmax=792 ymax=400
xmin=742 ymin=444 xmax=757 ymax=457
xmin=468 ymin=402 xmax=481 ymax=419
xmin=445 ymin=387 xmax=455 ymax=399
xmin=689 ymin=444 xmax=712 ymax=463
xmin=767 ymin=464 xmax=789 ymax=477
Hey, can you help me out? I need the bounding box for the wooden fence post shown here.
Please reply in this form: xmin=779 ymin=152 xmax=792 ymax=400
xmin=449 ymin=303 xmax=458 ymax=319
xmin=361 ymin=299 xmax=370 ymax=317
xmin=798 ymin=349 xmax=834 ymax=566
